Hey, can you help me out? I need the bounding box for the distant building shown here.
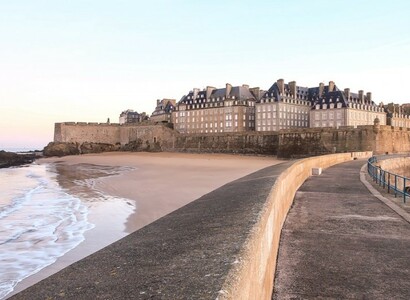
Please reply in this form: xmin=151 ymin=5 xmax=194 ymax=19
xmin=256 ymin=79 xmax=311 ymax=131
xmin=174 ymin=83 xmax=258 ymax=134
xmin=150 ymin=99 xmax=176 ymax=123
xmin=310 ymin=82 xmax=386 ymax=128
xmin=119 ymin=110 xmax=147 ymax=124
xmin=385 ymin=103 xmax=410 ymax=128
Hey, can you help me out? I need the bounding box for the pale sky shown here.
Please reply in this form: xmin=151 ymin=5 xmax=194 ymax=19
xmin=1 ymin=0 xmax=409 ymax=149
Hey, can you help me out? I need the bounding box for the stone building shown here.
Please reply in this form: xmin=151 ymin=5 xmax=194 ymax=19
xmin=255 ymin=79 xmax=311 ymax=131
xmin=150 ymin=99 xmax=176 ymax=123
xmin=119 ymin=110 xmax=147 ymax=124
xmin=173 ymin=83 xmax=258 ymax=134
xmin=310 ymin=82 xmax=386 ymax=128
xmin=385 ymin=103 xmax=410 ymax=128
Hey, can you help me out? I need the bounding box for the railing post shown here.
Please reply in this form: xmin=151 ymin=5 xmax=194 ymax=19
xmin=383 ymin=170 xmax=386 ymax=189
xmin=388 ymin=173 xmax=391 ymax=194
xmin=395 ymin=174 xmax=397 ymax=197
xmin=404 ymin=177 xmax=407 ymax=203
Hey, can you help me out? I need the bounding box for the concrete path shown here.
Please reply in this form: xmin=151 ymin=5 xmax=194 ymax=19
xmin=273 ymin=159 xmax=410 ymax=299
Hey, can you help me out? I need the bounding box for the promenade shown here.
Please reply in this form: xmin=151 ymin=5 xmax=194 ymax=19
xmin=273 ymin=159 xmax=410 ymax=299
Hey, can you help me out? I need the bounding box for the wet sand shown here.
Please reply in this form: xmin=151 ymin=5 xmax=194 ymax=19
xmin=10 ymin=152 xmax=280 ymax=296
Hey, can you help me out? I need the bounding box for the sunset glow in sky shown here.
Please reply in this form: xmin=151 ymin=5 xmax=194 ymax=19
xmin=1 ymin=0 xmax=409 ymax=149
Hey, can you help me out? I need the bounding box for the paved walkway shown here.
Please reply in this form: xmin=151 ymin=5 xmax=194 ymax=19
xmin=273 ymin=159 xmax=410 ymax=299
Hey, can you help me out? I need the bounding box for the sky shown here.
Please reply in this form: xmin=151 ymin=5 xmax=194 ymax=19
xmin=1 ymin=0 xmax=409 ymax=149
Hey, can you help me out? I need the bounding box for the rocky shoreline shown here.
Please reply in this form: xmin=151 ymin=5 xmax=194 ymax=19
xmin=0 ymin=151 xmax=39 ymax=168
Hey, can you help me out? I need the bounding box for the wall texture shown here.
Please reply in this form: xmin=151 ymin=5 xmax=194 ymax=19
xmin=54 ymin=122 xmax=410 ymax=157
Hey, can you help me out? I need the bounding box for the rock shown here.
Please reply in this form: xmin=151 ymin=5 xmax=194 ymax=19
xmin=43 ymin=142 xmax=80 ymax=157
xmin=0 ymin=150 xmax=36 ymax=168
xmin=80 ymin=142 xmax=120 ymax=154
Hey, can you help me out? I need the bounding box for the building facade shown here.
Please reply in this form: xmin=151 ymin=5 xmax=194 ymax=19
xmin=173 ymin=83 xmax=258 ymax=134
xmin=255 ymin=79 xmax=311 ymax=131
xmin=385 ymin=103 xmax=410 ymax=128
xmin=310 ymin=82 xmax=386 ymax=128
xmin=119 ymin=110 xmax=147 ymax=124
xmin=150 ymin=99 xmax=176 ymax=123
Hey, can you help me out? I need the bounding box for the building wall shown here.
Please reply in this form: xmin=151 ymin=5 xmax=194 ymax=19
xmin=310 ymin=104 xmax=386 ymax=128
xmin=389 ymin=113 xmax=410 ymax=128
xmin=256 ymin=99 xmax=310 ymax=132
xmin=174 ymin=105 xmax=255 ymax=134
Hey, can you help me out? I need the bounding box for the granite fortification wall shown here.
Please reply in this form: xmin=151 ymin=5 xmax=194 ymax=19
xmin=54 ymin=122 xmax=178 ymax=152
xmin=53 ymin=122 xmax=410 ymax=157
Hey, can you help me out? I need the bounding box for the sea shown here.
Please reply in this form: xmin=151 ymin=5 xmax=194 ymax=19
xmin=0 ymin=149 xmax=135 ymax=299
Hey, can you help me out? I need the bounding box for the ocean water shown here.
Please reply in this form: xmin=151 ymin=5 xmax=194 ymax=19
xmin=0 ymin=163 xmax=135 ymax=299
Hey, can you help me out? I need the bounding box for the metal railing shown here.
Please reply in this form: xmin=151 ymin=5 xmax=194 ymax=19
xmin=367 ymin=156 xmax=408 ymax=203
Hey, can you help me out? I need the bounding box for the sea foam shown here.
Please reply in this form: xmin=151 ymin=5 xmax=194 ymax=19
xmin=0 ymin=164 xmax=94 ymax=299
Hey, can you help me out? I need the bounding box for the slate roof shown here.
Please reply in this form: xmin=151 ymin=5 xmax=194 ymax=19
xmin=178 ymin=85 xmax=257 ymax=106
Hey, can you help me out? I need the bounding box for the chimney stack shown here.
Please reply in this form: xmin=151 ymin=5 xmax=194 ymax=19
xmin=277 ymin=79 xmax=285 ymax=95
xmin=366 ymin=92 xmax=372 ymax=102
xmin=242 ymin=84 xmax=249 ymax=89
xmin=193 ymin=88 xmax=199 ymax=100
xmin=157 ymin=99 xmax=160 ymax=106
xmin=226 ymin=83 xmax=232 ymax=98
xmin=359 ymin=90 xmax=364 ymax=103
xmin=344 ymin=88 xmax=350 ymax=100
xmin=289 ymin=81 xmax=297 ymax=98
xmin=328 ymin=81 xmax=335 ymax=92
xmin=319 ymin=82 xmax=324 ymax=96
xmin=206 ymin=86 xmax=216 ymax=99
xmin=249 ymin=87 xmax=261 ymax=100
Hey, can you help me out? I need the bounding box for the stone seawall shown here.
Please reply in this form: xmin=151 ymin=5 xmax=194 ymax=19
xmin=219 ymin=151 xmax=372 ymax=299
xmin=53 ymin=122 xmax=410 ymax=157
xmin=376 ymin=156 xmax=410 ymax=191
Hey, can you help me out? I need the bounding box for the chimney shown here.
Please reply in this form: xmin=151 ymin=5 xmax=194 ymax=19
xmin=344 ymin=88 xmax=350 ymax=100
xmin=289 ymin=81 xmax=297 ymax=98
xmin=359 ymin=90 xmax=364 ymax=103
xmin=226 ymin=83 xmax=232 ymax=98
xmin=319 ymin=82 xmax=324 ymax=96
xmin=193 ymin=88 xmax=199 ymax=100
xmin=206 ymin=86 xmax=216 ymax=99
xmin=242 ymin=84 xmax=249 ymax=89
xmin=366 ymin=92 xmax=372 ymax=102
xmin=156 ymin=99 xmax=160 ymax=106
xmin=249 ymin=87 xmax=260 ymax=100
xmin=328 ymin=81 xmax=335 ymax=92
xmin=277 ymin=79 xmax=285 ymax=95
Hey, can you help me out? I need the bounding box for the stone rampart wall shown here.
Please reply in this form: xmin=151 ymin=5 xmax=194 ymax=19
xmin=54 ymin=122 xmax=178 ymax=151
xmin=54 ymin=123 xmax=122 ymax=145
xmin=220 ymin=151 xmax=373 ymax=299
xmin=54 ymin=122 xmax=410 ymax=157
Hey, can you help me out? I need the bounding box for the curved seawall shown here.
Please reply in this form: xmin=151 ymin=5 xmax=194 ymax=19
xmin=377 ymin=156 xmax=410 ymax=178
xmin=11 ymin=152 xmax=371 ymax=300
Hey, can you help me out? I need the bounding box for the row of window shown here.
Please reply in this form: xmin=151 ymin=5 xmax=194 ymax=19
xmin=258 ymin=112 xmax=308 ymax=121
xmin=257 ymin=120 xmax=308 ymax=127
xmin=176 ymin=121 xmax=255 ymax=129
xmin=256 ymin=105 xmax=310 ymax=113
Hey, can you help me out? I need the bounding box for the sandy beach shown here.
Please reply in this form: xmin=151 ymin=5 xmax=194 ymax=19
xmin=10 ymin=151 xmax=281 ymax=296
